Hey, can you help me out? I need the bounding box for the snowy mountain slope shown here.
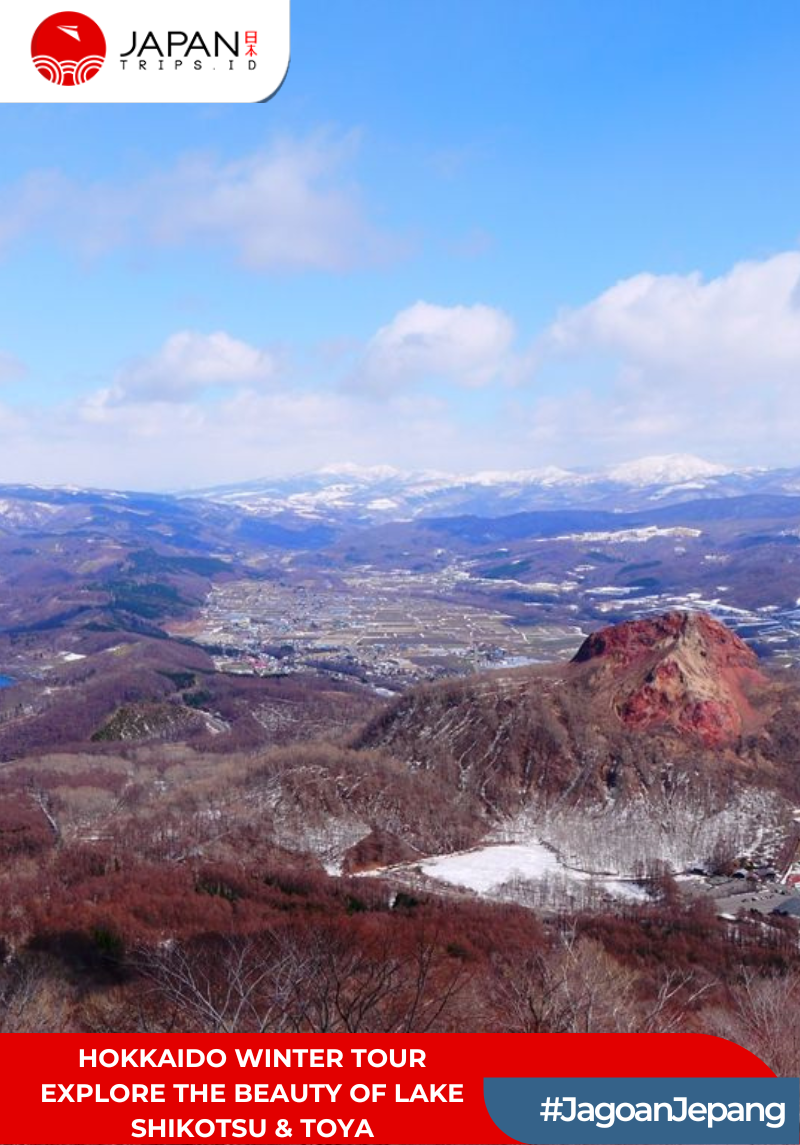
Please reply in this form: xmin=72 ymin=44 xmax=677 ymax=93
xmin=191 ymin=456 xmax=795 ymax=523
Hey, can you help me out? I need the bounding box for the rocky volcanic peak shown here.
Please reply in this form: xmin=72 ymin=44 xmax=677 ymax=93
xmin=572 ymin=611 xmax=767 ymax=748
xmin=357 ymin=611 xmax=792 ymax=820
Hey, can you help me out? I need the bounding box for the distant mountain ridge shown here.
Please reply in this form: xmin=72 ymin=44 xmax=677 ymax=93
xmin=2 ymin=455 xmax=800 ymax=533
xmin=191 ymin=455 xmax=800 ymax=523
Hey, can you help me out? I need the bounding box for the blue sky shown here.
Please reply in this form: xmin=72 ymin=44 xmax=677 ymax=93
xmin=2 ymin=0 xmax=800 ymax=488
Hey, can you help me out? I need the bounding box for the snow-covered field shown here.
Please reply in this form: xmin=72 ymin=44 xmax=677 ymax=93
xmin=371 ymin=840 xmax=650 ymax=908
xmin=420 ymin=842 xmax=563 ymax=891
xmin=363 ymin=792 xmax=790 ymax=911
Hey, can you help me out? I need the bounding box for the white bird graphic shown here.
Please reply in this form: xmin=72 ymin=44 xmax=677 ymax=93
xmin=57 ymin=25 xmax=81 ymax=41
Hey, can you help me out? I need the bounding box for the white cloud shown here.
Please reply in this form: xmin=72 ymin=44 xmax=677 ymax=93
xmin=0 ymin=352 xmax=26 ymax=383
xmin=148 ymin=134 xmax=397 ymax=271
xmin=521 ymin=250 xmax=800 ymax=465
xmin=0 ymin=385 xmax=458 ymax=490
xmin=5 ymin=248 xmax=800 ymax=488
xmin=0 ymin=308 xmax=500 ymax=488
xmin=0 ymin=133 xmax=398 ymax=272
xmin=352 ymin=301 xmax=515 ymax=391
xmin=547 ymin=251 xmax=800 ymax=385
xmin=110 ymin=331 xmax=278 ymax=404
xmin=0 ymin=401 xmax=27 ymax=433
xmin=0 ymin=170 xmax=59 ymax=250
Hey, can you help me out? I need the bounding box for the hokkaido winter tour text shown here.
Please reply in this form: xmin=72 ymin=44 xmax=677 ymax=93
xmin=75 ymin=1046 xmax=427 ymax=1068
xmin=41 ymin=1045 xmax=463 ymax=1139
xmin=21 ymin=1033 xmax=786 ymax=1145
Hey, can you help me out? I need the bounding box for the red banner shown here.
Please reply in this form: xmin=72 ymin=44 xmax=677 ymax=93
xmin=0 ymin=1032 xmax=774 ymax=1143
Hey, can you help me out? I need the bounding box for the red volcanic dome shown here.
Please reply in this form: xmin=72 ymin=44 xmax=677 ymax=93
xmin=31 ymin=10 xmax=106 ymax=86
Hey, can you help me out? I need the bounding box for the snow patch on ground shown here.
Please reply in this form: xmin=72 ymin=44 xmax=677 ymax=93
xmin=421 ymin=842 xmax=563 ymax=891
xmin=373 ymin=840 xmax=650 ymax=907
xmin=551 ymin=526 xmax=702 ymax=545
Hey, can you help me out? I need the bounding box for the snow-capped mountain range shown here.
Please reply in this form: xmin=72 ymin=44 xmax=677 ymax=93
xmin=192 ymin=454 xmax=800 ymax=523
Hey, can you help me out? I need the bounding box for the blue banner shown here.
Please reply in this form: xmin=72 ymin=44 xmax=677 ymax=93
xmin=483 ymin=1077 xmax=800 ymax=1144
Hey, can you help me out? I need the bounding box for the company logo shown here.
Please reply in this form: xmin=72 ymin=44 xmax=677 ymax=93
xmin=119 ymin=29 xmax=257 ymax=73
xmin=31 ymin=10 xmax=106 ymax=86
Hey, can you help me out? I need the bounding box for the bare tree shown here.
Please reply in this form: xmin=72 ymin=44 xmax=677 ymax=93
xmin=137 ymin=933 xmax=303 ymax=1033
xmin=489 ymin=931 xmax=712 ymax=1034
xmin=703 ymin=969 xmax=800 ymax=1077
xmin=0 ymin=953 xmax=71 ymax=1032
xmin=139 ymin=924 xmax=467 ymax=1035
xmin=281 ymin=926 xmax=467 ymax=1034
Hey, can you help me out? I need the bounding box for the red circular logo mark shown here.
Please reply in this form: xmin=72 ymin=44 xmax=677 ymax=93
xmin=31 ymin=10 xmax=106 ymax=86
